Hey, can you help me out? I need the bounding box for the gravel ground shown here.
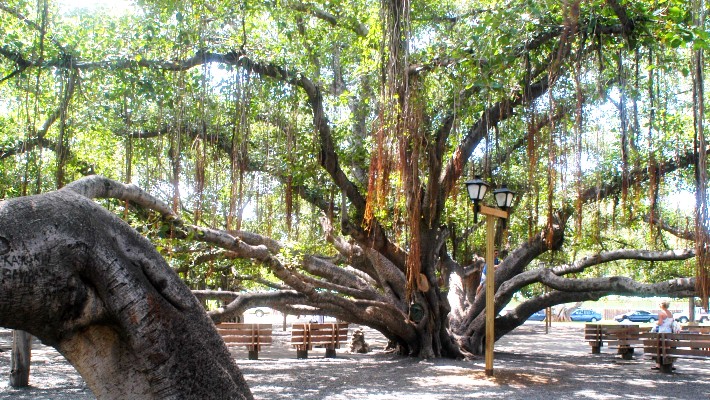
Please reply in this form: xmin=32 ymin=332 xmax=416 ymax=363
xmin=0 ymin=323 xmax=708 ymax=399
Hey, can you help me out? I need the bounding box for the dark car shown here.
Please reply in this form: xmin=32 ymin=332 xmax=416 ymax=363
xmin=527 ymin=310 xmax=546 ymax=321
xmin=614 ymin=310 xmax=657 ymax=323
xmin=569 ymin=308 xmax=602 ymax=322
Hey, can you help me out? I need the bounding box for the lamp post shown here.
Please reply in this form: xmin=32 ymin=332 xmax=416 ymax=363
xmin=465 ymin=177 xmax=514 ymax=377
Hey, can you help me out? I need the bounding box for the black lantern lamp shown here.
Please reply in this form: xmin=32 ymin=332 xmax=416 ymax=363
xmin=465 ymin=175 xmax=489 ymax=223
xmin=492 ymin=185 xmax=515 ymax=210
xmin=492 ymin=185 xmax=515 ymax=228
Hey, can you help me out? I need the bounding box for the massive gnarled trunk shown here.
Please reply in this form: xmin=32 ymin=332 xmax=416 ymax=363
xmin=0 ymin=188 xmax=252 ymax=399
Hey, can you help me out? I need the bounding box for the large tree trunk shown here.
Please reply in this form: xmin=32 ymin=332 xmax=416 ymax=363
xmin=9 ymin=330 xmax=31 ymax=388
xmin=0 ymin=189 xmax=252 ymax=399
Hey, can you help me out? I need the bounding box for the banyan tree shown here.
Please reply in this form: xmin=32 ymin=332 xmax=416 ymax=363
xmin=0 ymin=0 xmax=708 ymax=371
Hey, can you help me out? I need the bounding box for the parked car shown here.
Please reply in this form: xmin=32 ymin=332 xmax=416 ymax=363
xmin=614 ymin=310 xmax=657 ymax=323
xmin=569 ymin=308 xmax=602 ymax=322
xmin=527 ymin=310 xmax=546 ymax=321
xmin=674 ymin=313 xmax=690 ymax=323
xmin=698 ymin=311 xmax=709 ymax=323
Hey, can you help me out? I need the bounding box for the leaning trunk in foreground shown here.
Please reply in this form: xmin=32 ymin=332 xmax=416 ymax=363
xmin=0 ymin=188 xmax=253 ymax=399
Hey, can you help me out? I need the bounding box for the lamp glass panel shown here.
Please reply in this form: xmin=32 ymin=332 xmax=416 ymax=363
xmin=494 ymin=191 xmax=507 ymax=207
xmin=505 ymin=192 xmax=514 ymax=207
xmin=466 ymin=180 xmax=488 ymax=201
xmin=477 ymin=184 xmax=488 ymax=200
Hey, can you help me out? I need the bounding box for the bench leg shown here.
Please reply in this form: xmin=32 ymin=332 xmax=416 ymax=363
xmin=248 ymin=350 xmax=259 ymax=360
xmin=591 ymin=344 xmax=601 ymax=354
xmin=325 ymin=348 xmax=336 ymax=358
xmin=618 ymin=347 xmax=634 ymax=360
xmin=660 ymin=363 xmax=674 ymax=373
xmin=296 ymin=349 xmax=309 ymax=359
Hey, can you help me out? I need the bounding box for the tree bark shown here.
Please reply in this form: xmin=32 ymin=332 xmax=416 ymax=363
xmin=0 ymin=188 xmax=252 ymax=399
xmin=9 ymin=330 xmax=31 ymax=388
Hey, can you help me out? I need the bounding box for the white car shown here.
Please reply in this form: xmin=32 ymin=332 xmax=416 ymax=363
xmin=675 ymin=313 xmax=690 ymax=323
xmin=248 ymin=307 xmax=271 ymax=318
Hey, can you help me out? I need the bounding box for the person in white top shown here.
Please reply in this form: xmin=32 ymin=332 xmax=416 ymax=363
xmin=652 ymin=300 xmax=675 ymax=370
xmin=655 ymin=300 xmax=674 ymax=333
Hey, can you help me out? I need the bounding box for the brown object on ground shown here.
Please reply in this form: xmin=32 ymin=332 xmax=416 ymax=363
xmin=349 ymin=328 xmax=370 ymax=354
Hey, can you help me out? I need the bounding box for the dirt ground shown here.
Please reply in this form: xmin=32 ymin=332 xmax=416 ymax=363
xmin=0 ymin=322 xmax=708 ymax=399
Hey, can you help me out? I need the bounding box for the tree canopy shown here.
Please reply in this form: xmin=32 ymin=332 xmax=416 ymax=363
xmin=1 ymin=0 xmax=708 ymax=359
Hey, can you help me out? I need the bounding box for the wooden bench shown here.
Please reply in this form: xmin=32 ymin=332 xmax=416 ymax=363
xmin=642 ymin=332 xmax=710 ymax=372
xmin=682 ymin=325 xmax=710 ymax=334
xmin=291 ymin=323 xmax=348 ymax=359
xmin=216 ymin=323 xmax=272 ymax=360
xmin=584 ymin=324 xmax=641 ymax=360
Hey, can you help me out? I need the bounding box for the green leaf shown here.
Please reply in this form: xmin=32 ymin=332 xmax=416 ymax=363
xmin=667 ymin=6 xmax=684 ymax=22
xmin=693 ymin=39 xmax=708 ymax=51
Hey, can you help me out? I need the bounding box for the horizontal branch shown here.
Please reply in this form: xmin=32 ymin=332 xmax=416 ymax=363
xmin=580 ymin=147 xmax=710 ymax=204
xmin=207 ymin=290 xmax=306 ymax=322
xmin=497 ymin=248 xmax=696 ymax=298
xmin=191 ymin=289 xmax=240 ymax=302
xmin=496 ymin=272 xmax=695 ymax=338
xmin=644 ymin=214 xmax=696 ymax=242
xmin=288 ymin=1 xmax=369 ymax=37
xmin=63 ymin=176 xmax=177 ymax=218
xmin=539 ymin=270 xmax=696 ymax=296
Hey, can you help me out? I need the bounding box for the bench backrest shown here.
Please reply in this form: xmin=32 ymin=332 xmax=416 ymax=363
xmin=641 ymin=332 xmax=710 ymax=357
xmin=682 ymin=325 xmax=710 ymax=334
xmin=216 ymin=323 xmax=273 ymax=347
xmin=291 ymin=323 xmax=349 ymax=348
xmin=584 ymin=324 xmax=641 ymax=341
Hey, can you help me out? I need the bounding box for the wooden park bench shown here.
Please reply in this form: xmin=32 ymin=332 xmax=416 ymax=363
xmin=584 ymin=324 xmax=641 ymax=360
xmin=681 ymin=325 xmax=710 ymax=334
xmin=642 ymin=331 xmax=710 ymax=372
xmin=291 ymin=322 xmax=349 ymax=359
xmin=216 ymin=323 xmax=272 ymax=360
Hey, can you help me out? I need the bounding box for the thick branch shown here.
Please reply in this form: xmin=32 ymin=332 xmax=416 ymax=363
xmin=66 ymin=176 xmax=395 ymax=325
xmin=644 ymin=214 xmax=696 ymax=242
xmin=320 ymin=214 xmax=379 ymax=281
xmin=207 ymin=290 xmax=307 ymax=322
xmin=63 ymin=176 xmax=177 ymax=218
xmin=440 ymin=76 xmax=550 ymax=199
xmin=498 ymin=248 xmax=696 ymax=296
xmin=605 ymin=0 xmax=635 ymax=39
xmin=191 ymin=290 xmax=240 ymax=303
xmin=539 ymin=270 xmax=695 ymax=296
xmin=288 ymin=1 xmax=369 ymax=37
xmin=580 ymin=148 xmax=710 ymax=203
